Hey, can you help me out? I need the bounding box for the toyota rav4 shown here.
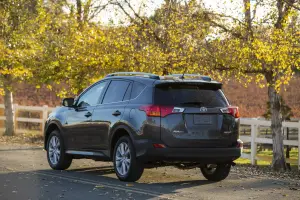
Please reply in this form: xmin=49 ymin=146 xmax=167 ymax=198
xmin=44 ymin=72 xmax=242 ymax=182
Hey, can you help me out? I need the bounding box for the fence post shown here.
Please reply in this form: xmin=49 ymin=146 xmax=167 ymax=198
xmin=298 ymin=121 xmax=300 ymax=171
xmin=13 ymin=104 xmax=18 ymax=134
xmin=250 ymin=123 xmax=258 ymax=165
xmin=41 ymin=105 xmax=48 ymax=134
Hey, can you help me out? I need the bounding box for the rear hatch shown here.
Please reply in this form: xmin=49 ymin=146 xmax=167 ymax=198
xmin=155 ymin=82 xmax=239 ymax=148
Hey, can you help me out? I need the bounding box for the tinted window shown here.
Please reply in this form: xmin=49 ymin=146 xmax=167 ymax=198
xmin=131 ymin=82 xmax=146 ymax=99
xmin=77 ymin=81 xmax=107 ymax=107
xmin=102 ymin=80 xmax=130 ymax=104
xmin=155 ymin=85 xmax=228 ymax=107
xmin=123 ymin=83 xmax=132 ymax=101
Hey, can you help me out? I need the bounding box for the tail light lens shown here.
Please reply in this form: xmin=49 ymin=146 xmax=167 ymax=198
xmin=139 ymin=105 xmax=184 ymax=117
xmin=220 ymin=106 xmax=240 ymax=118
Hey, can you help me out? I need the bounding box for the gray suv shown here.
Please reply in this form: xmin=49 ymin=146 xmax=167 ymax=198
xmin=44 ymin=72 xmax=242 ymax=182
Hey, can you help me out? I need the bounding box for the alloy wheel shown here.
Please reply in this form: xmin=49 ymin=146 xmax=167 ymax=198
xmin=48 ymin=136 xmax=61 ymax=165
xmin=115 ymin=142 xmax=131 ymax=176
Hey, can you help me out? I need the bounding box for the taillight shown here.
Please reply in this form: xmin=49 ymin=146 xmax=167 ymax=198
xmin=140 ymin=105 xmax=161 ymax=117
xmin=139 ymin=105 xmax=184 ymax=117
xmin=220 ymin=106 xmax=240 ymax=118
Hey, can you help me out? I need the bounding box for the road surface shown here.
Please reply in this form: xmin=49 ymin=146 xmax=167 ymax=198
xmin=0 ymin=144 xmax=299 ymax=200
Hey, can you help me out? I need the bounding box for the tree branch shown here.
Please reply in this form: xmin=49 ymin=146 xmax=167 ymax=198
xmin=203 ymin=11 xmax=245 ymax=26
xmin=88 ymin=3 xmax=110 ymax=21
xmin=110 ymin=0 xmax=166 ymax=46
xmin=275 ymin=0 xmax=296 ymax=29
xmin=209 ymin=20 xmax=245 ymax=40
xmin=283 ymin=0 xmax=300 ymax=11
xmin=203 ymin=12 xmax=246 ymax=40
xmin=123 ymin=0 xmax=145 ymax=23
xmin=251 ymin=0 xmax=264 ymax=21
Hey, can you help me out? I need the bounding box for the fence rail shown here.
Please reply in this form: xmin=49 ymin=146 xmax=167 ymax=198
xmin=0 ymin=104 xmax=55 ymax=134
xmin=239 ymin=118 xmax=300 ymax=170
xmin=0 ymin=104 xmax=299 ymax=170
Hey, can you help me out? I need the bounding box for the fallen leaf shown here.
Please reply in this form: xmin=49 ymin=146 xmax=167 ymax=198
xmin=95 ymin=185 xmax=104 ymax=188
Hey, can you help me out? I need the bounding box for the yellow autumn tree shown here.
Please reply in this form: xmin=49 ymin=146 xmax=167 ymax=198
xmin=203 ymin=0 xmax=300 ymax=170
xmin=0 ymin=0 xmax=48 ymax=135
xmin=109 ymin=0 xmax=212 ymax=75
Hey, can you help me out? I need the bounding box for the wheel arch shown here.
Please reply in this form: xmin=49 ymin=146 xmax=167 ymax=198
xmin=44 ymin=121 xmax=63 ymax=150
xmin=109 ymin=124 xmax=135 ymax=159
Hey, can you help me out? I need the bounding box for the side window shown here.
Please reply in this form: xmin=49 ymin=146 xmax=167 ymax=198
xmin=102 ymin=80 xmax=130 ymax=104
xmin=77 ymin=81 xmax=107 ymax=107
xmin=123 ymin=83 xmax=132 ymax=101
xmin=131 ymin=82 xmax=146 ymax=99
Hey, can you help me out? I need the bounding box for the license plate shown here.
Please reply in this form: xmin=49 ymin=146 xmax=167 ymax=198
xmin=193 ymin=115 xmax=212 ymax=125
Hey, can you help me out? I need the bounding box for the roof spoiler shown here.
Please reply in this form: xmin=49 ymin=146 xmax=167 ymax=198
xmin=155 ymin=81 xmax=222 ymax=89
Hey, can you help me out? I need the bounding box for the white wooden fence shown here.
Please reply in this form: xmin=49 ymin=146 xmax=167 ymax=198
xmin=0 ymin=104 xmax=56 ymax=135
xmin=0 ymin=104 xmax=299 ymax=170
xmin=240 ymin=118 xmax=300 ymax=170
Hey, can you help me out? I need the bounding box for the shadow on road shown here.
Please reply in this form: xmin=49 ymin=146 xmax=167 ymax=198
xmin=0 ymin=168 xmax=212 ymax=199
xmin=1 ymin=166 xmax=299 ymax=200
xmin=33 ymin=166 xmax=217 ymax=199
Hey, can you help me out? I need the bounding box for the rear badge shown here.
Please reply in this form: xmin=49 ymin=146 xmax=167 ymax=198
xmin=199 ymin=107 xmax=208 ymax=112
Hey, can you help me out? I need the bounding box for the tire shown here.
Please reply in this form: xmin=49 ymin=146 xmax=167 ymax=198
xmin=46 ymin=130 xmax=72 ymax=170
xmin=113 ymin=136 xmax=144 ymax=182
xmin=200 ymin=164 xmax=231 ymax=181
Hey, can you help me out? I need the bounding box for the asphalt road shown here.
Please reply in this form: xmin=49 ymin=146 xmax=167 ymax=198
xmin=0 ymin=144 xmax=299 ymax=200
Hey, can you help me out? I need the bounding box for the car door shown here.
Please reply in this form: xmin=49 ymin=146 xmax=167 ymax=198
xmin=91 ymin=79 xmax=132 ymax=150
xmin=65 ymin=81 xmax=108 ymax=150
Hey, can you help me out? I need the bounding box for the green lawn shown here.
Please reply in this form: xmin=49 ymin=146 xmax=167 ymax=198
xmin=235 ymin=148 xmax=299 ymax=166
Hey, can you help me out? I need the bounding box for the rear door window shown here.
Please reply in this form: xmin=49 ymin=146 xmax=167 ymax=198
xmin=102 ymin=80 xmax=130 ymax=104
xmin=155 ymin=85 xmax=228 ymax=107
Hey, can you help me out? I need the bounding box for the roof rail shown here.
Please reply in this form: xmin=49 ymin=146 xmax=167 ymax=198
xmin=171 ymin=74 xmax=212 ymax=81
xmin=106 ymin=72 xmax=160 ymax=80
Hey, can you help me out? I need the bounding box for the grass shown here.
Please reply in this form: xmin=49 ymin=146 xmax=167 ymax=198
xmin=235 ymin=148 xmax=299 ymax=166
xmin=0 ymin=132 xmax=43 ymax=146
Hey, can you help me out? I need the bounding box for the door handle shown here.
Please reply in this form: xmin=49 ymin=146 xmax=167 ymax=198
xmin=84 ymin=112 xmax=92 ymax=118
xmin=112 ymin=110 xmax=121 ymax=116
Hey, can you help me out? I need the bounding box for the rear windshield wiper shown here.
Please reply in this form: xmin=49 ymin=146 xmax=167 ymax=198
xmin=180 ymin=101 xmax=203 ymax=106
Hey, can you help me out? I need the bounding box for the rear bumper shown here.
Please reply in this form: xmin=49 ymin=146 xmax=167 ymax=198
xmin=135 ymin=140 xmax=241 ymax=163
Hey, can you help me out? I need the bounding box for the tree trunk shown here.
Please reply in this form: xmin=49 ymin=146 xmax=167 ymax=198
xmin=3 ymin=75 xmax=15 ymax=136
xmin=83 ymin=0 xmax=92 ymax=23
xmin=243 ymin=0 xmax=252 ymax=40
xmin=76 ymin=0 xmax=83 ymax=24
xmin=286 ymin=127 xmax=291 ymax=170
xmin=268 ymin=84 xmax=286 ymax=170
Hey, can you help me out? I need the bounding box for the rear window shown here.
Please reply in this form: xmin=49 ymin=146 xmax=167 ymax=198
xmin=155 ymin=85 xmax=228 ymax=107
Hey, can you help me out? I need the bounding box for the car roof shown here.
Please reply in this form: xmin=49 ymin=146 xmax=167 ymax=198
xmin=102 ymin=76 xmax=222 ymax=88
xmin=101 ymin=72 xmax=222 ymax=87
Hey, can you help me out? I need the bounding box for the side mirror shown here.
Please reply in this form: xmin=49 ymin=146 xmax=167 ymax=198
xmin=62 ymin=98 xmax=74 ymax=107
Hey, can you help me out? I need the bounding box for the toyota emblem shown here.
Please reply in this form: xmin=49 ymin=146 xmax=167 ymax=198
xmin=199 ymin=107 xmax=208 ymax=112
